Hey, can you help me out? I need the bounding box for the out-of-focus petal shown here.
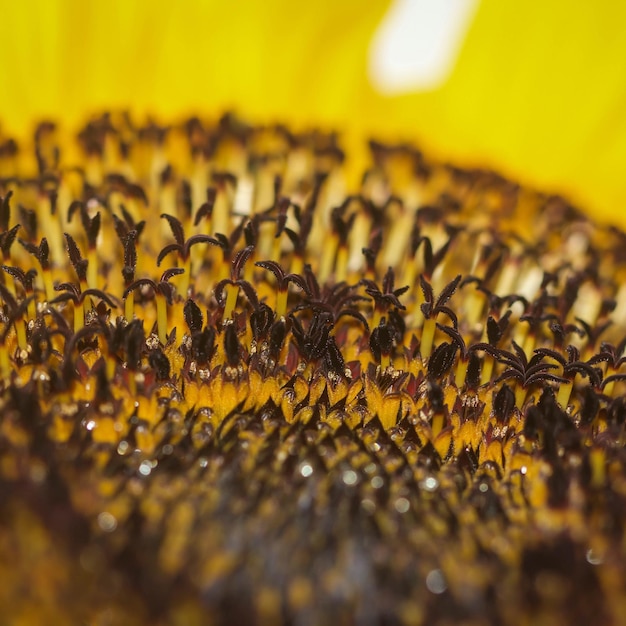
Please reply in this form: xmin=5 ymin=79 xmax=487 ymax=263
xmin=1 ymin=0 xmax=626 ymax=224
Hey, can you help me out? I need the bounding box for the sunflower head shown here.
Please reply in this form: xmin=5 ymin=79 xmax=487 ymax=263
xmin=0 ymin=112 xmax=625 ymax=625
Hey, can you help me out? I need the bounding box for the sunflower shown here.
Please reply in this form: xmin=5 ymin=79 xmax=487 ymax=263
xmin=1 ymin=4 xmax=626 ymax=626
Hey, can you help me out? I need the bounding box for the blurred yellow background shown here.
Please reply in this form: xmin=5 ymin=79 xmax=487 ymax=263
xmin=1 ymin=0 xmax=625 ymax=225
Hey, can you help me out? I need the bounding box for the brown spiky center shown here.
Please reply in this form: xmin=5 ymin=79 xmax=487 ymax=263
xmin=0 ymin=113 xmax=625 ymax=625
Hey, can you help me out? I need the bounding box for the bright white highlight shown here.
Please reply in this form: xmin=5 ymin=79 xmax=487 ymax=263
xmin=426 ymin=569 xmax=447 ymax=594
xmin=369 ymin=0 xmax=480 ymax=94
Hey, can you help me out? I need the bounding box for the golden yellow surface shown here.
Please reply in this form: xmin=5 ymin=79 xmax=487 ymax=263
xmin=2 ymin=1 xmax=626 ymax=224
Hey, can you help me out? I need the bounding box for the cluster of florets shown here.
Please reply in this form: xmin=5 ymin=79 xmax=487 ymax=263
xmin=0 ymin=113 xmax=625 ymax=625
